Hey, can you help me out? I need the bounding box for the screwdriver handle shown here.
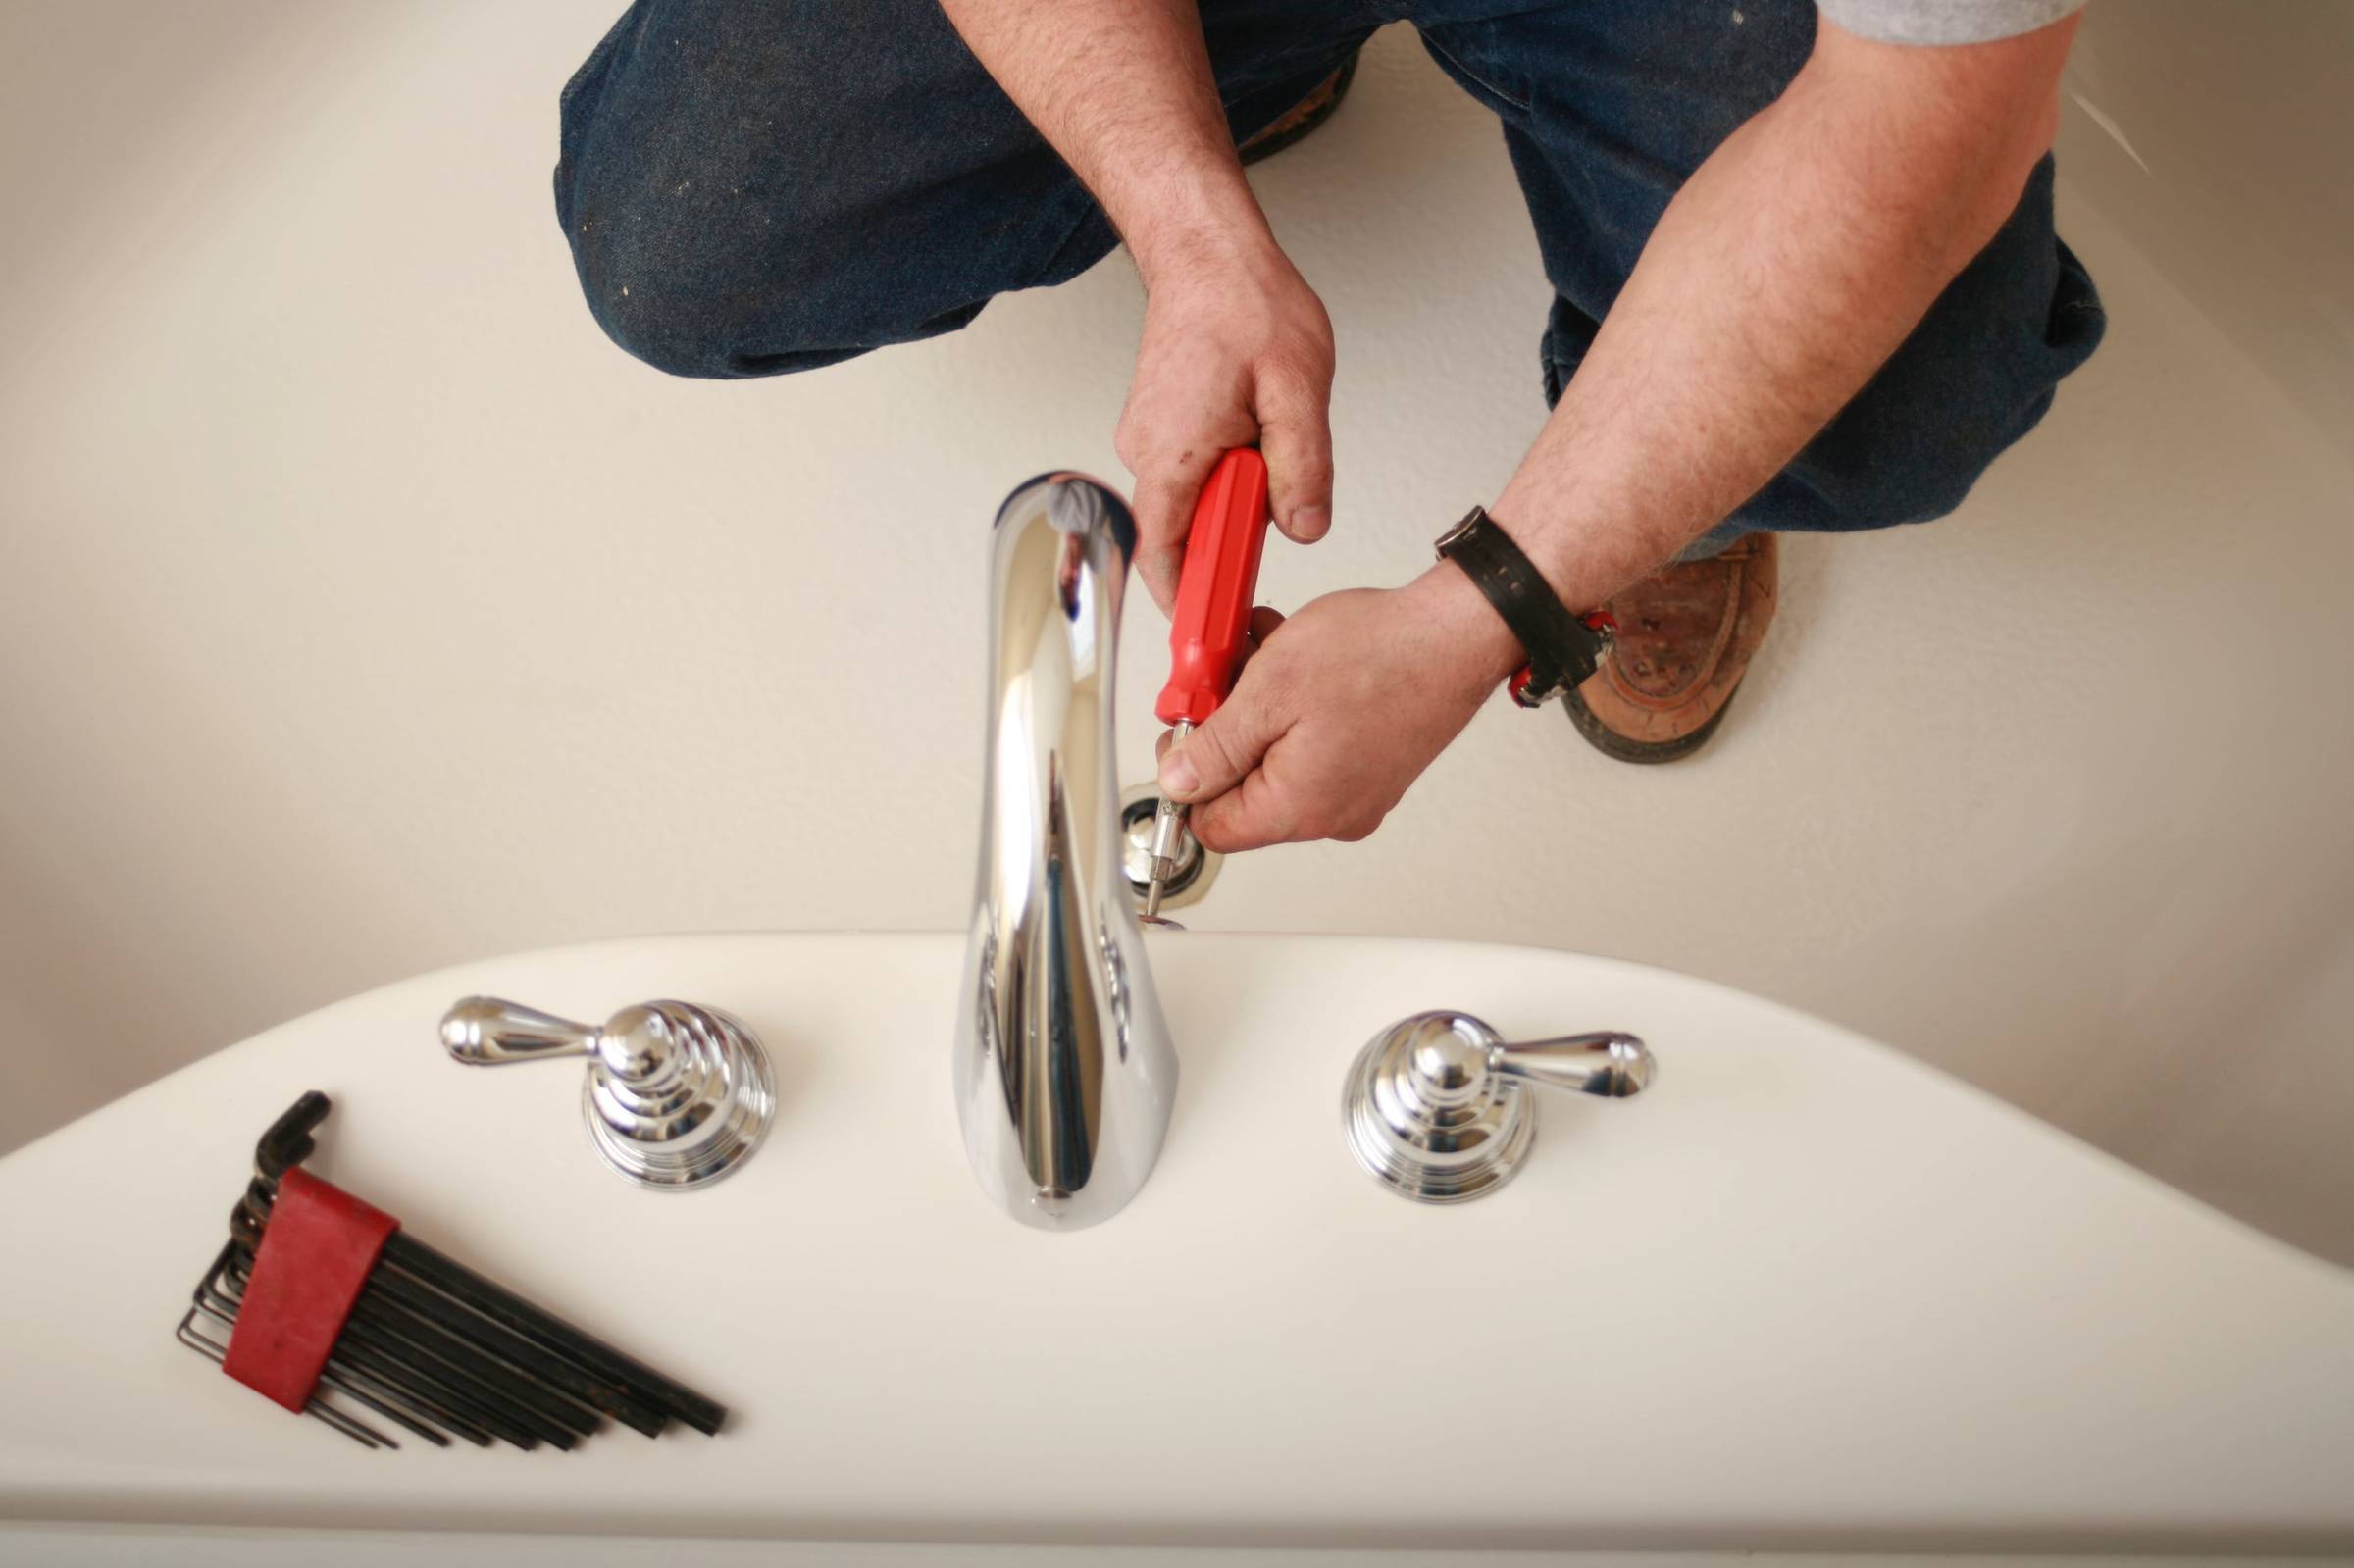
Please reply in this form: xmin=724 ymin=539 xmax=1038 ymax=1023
xmin=1155 ymin=448 xmax=1273 ymax=728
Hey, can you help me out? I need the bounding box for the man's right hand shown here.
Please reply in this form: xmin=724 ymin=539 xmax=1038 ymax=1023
xmin=1116 ymin=231 xmax=1336 ymax=613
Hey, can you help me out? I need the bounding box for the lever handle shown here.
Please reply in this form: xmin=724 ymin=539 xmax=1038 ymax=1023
xmin=1343 ymin=1010 xmax=1656 ymax=1204
xmin=438 ymin=994 xmax=776 ymax=1191
xmin=1492 ymin=1032 xmax=1654 ymax=1099
xmin=441 ymin=996 xmax=597 ymax=1066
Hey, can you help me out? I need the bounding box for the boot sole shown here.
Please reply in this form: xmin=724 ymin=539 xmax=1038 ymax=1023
xmin=1561 ymin=681 xmax=1741 ymax=766
xmin=1240 ymin=55 xmax=1359 ymax=167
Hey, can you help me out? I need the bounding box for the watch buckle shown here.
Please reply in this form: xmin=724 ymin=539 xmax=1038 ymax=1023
xmin=1507 ymin=610 xmax=1616 ymax=708
xmin=1507 ymin=665 xmax=1558 ymax=708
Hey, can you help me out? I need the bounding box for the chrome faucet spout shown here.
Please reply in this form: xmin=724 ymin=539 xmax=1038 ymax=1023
xmin=955 ymin=473 xmax=1178 ymax=1231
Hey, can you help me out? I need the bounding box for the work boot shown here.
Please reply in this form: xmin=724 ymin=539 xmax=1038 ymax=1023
xmin=1240 ymin=56 xmax=1358 ymax=165
xmin=1563 ymin=533 xmax=1779 ymax=764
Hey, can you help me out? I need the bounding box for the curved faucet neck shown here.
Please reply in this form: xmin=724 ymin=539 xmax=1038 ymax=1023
xmin=954 ymin=474 xmax=1178 ymax=1232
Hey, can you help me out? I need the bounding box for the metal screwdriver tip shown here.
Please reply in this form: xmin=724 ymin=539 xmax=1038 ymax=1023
xmin=1142 ymin=717 xmax=1194 ymax=924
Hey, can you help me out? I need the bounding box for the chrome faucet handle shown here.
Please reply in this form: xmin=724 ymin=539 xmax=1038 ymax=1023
xmin=441 ymin=997 xmax=600 ymax=1064
xmin=1491 ymin=1033 xmax=1655 ymax=1097
xmin=440 ymin=995 xmax=775 ymax=1192
xmin=1342 ymin=1010 xmax=1654 ymax=1204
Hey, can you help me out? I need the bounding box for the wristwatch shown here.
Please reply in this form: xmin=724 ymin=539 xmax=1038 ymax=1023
xmin=1434 ymin=506 xmax=1614 ymax=708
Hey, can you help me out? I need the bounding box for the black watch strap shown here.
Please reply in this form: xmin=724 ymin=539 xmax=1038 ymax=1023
xmin=1435 ymin=506 xmax=1612 ymax=708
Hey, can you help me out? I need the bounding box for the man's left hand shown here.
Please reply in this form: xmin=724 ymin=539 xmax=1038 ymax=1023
xmin=1155 ymin=571 xmax=1518 ymax=851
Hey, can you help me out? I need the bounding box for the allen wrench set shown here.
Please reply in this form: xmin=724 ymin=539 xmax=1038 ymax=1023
xmin=175 ymin=1091 xmax=726 ymax=1450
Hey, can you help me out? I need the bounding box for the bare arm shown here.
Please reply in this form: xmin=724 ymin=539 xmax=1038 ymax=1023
xmin=938 ymin=0 xmax=1336 ymax=608
xmin=1487 ymin=13 xmax=2078 ymax=626
xmin=1167 ymin=15 xmax=2082 ymax=849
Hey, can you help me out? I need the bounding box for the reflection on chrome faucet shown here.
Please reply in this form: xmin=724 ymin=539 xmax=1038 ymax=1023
xmin=955 ymin=474 xmax=1178 ymax=1231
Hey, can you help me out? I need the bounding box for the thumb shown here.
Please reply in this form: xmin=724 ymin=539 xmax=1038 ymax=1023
xmin=1256 ymin=373 xmax=1334 ymax=545
xmin=1157 ymin=683 xmax=1287 ymax=806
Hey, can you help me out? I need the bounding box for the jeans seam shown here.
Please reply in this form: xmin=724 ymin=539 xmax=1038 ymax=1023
xmin=1420 ymin=33 xmax=1531 ymax=114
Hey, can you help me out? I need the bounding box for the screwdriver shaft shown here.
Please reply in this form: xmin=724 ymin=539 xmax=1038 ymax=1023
xmin=1145 ymin=720 xmax=1194 ymax=918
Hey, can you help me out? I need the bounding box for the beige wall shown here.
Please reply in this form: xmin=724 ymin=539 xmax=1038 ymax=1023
xmin=2064 ymin=1 xmax=2354 ymax=459
xmin=3 ymin=2 xmax=2350 ymax=1260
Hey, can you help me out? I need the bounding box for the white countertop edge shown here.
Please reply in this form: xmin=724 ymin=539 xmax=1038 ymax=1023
xmin=4 ymin=1521 xmax=2346 ymax=1566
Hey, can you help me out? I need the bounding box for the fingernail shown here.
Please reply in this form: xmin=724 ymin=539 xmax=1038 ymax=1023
xmin=1292 ymin=504 xmax=1329 ymax=540
xmin=1159 ymin=747 xmax=1199 ymax=801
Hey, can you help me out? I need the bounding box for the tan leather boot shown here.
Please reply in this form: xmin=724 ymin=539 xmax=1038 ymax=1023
xmin=1240 ymin=57 xmax=1357 ymax=165
xmin=1564 ymin=533 xmax=1779 ymax=764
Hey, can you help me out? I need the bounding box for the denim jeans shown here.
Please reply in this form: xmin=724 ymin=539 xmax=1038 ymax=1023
xmin=555 ymin=0 xmax=2105 ymax=542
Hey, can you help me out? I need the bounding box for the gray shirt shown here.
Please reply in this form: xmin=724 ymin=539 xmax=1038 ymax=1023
xmin=1818 ymin=0 xmax=2085 ymax=46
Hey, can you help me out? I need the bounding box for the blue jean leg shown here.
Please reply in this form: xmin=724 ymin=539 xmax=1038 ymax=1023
xmin=1410 ymin=0 xmax=2106 ymax=547
xmin=556 ymin=0 xmax=1380 ymax=379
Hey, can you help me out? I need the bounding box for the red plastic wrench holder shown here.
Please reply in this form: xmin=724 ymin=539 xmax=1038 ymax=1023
xmin=221 ymin=1167 xmax=400 ymax=1412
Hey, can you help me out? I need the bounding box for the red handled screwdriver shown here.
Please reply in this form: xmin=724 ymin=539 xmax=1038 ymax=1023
xmin=1144 ymin=447 xmax=1274 ymax=919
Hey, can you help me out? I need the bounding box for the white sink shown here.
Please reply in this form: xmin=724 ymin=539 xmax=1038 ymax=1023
xmin=2 ymin=932 xmax=2348 ymax=1561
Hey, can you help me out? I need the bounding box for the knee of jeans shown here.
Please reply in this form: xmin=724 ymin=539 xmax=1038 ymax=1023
xmin=564 ymin=213 xmax=770 ymax=379
xmin=1777 ymin=385 xmax=2058 ymax=531
xmin=1742 ymin=163 xmax=2103 ymax=534
xmin=559 ymin=154 xmax=890 ymax=380
xmin=1910 ymin=398 xmax=2054 ymax=520
xmin=574 ymin=262 xmax=743 ymax=381
xmin=1771 ymin=276 xmax=2103 ymax=530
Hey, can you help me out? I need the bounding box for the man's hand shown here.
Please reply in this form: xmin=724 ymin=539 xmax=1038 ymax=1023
xmin=947 ymin=2 xmax=2084 ymax=854
xmin=1118 ymin=234 xmax=1334 ymax=612
xmin=1156 ymin=567 xmax=1519 ymax=850
xmin=933 ymin=1 xmax=1334 ymax=615
xmin=1159 ymin=12 xmax=2084 ymax=852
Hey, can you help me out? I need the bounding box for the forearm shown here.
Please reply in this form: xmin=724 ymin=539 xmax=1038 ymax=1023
xmin=936 ymin=0 xmax=1273 ymax=284
xmin=942 ymin=1 xmax=1337 ymax=578
xmin=1426 ymin=18 xmax=2075 ymax=676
